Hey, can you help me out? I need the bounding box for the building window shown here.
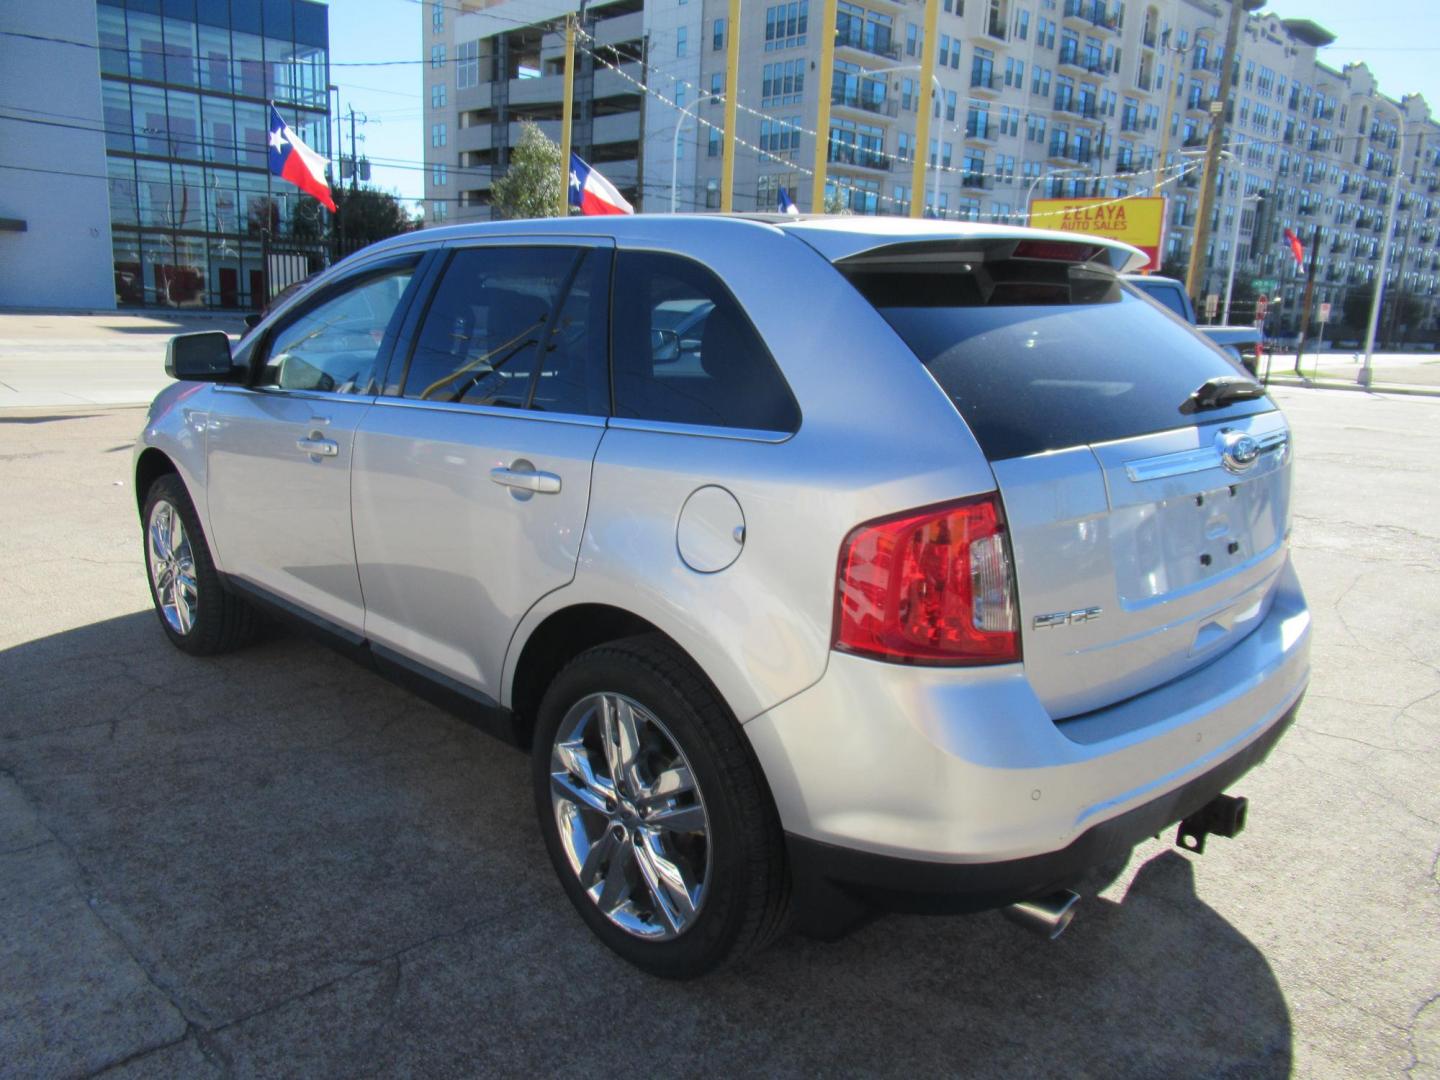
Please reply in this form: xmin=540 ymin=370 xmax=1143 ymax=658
xmin=432 ymin=199 xmax=448 ymax=221
xmin=457 ymin=41 xmax=480 ymax=89
xmin=709 ymin=72 xmax=724 ymax=103
xmin=431 ymin=83 xmax=447 ymax=109
xmin=432 ymin=123 xmax=447 ymax=147
xmin=677 ymin=26 xmax=687 ymax=56
xmin=906 ymin=23 xmax=918 ymax=56
xmin=714 ymin=18 xmax=725 ymax=49
xmin=433 ymin=163 xmax=448 ymax=186
xmin=1016 ymin=8 xmax=1030 ymax=40
xmin=764 ymin=2 xmax=809 ymax=50
xmin=432 ymin=2 xmax=443 ymax=33
xmin=706 ymin=179 xmax=720 ymax=209
xmin=431 ymin=44 xmax=446 ymax=69
xmin=708 ymin=127 xmax=721 ymax=157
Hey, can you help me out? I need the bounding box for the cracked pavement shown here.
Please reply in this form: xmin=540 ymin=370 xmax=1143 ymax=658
xmin=0 ymin=386 xmax=1436 ymax=1079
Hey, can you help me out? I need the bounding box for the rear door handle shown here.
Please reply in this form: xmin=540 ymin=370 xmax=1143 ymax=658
xmin=490 ymin=466 xmax=561 ymax=494
xmin=296 ymin=437 xmax=339 ymax=457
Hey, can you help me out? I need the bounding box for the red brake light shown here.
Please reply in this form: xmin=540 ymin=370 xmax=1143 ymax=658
xmin=1011 ymin=240 xmax=1105 ymax=263
xmin=833 ymin=494 xmax=1020 ymax=665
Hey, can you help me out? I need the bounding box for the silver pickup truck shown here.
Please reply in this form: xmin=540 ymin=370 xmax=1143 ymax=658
xmin=1125 ymin=274 xmax=1264 ymax=376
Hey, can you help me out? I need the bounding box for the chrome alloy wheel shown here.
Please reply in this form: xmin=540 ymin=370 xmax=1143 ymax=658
xmin=147 ymin=500 xmax=198 ymax=635
xmin=549 ymin=692 xmax=712 ymax=940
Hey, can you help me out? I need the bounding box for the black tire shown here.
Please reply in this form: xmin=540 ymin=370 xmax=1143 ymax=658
xmin=141 ymin=473 xmax=261 ymax=656
xmin=532 ymin=634 xmax=790 ymax=978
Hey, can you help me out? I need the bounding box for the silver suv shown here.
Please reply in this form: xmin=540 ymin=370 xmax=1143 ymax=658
xmin=135 ymin=216 xmax=1310 ymax=977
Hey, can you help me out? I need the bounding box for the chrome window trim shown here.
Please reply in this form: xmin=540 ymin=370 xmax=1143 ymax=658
xmin=369 ymin=396 xmax=607 ymax=428
xmin=606 ymin=416 xmax=794 ymax=444
xmin=211 ymin=385 xmax=380 ymax=406
xmin=439 ymin=234 xmax=617 ymax=251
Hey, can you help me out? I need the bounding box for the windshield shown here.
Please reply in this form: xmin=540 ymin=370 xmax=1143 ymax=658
xmin=845 ymin=261 xmax=1270 ymax=460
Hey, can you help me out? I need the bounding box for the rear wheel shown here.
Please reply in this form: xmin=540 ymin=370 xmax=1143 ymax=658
xmin=533 ymin=635 xmax=789 ymax=978
xmin=142 ymin=474 xmax=260 ymax=655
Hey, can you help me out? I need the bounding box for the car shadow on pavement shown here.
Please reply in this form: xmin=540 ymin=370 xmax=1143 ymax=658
xmin=0 ymin=611 xmax=1292 ymax=1078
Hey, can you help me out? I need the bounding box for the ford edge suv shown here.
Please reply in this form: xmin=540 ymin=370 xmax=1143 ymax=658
xmin=134 ymin=215 xmax=1310 ymax=978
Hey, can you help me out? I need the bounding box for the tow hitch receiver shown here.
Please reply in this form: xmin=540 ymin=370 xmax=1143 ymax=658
xmin=1176 ymin=794 xmax=1248 ymax=854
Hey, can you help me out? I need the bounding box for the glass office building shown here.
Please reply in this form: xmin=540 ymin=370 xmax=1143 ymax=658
xmin=96 ymin=0 xmax=330 ymax=308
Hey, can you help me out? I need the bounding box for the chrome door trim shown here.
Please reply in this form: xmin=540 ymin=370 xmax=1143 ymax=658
xmin=211 ymin=385 xmax=380 ymax=406
xmin=367 ymin=396 xmax=607 ymax=428
xmin=606 ymin=417 xmax=794 ymax=444
xmin=296 ymin=437 xmax=339 ymax=457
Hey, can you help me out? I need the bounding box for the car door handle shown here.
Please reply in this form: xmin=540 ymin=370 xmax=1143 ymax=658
xmin=490 ymin=466 xmax=561 ymax=494
xmin=296 ymin=437 xmax=339 ymax=457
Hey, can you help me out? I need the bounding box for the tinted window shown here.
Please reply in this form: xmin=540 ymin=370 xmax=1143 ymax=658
xmin=846 ymin=260 xmax=1270 ymax=461
xmin=258 ymin=262 xmax=417 ymax=393
xmin=611 ymin=251 xmax=799 ymax=433
xmin=401 ymin=246 xmax=609 ymax=416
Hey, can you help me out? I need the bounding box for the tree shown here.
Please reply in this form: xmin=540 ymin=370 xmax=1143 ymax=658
xmin=333 ymin=187 xmax=417 ymax=247
xmin=1343 ymin=284 xmax=1375 ymax=336
xmin=491 ymin=122 xmax=564 ymax=220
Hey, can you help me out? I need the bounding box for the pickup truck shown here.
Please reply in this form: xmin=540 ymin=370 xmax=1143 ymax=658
xmin=1124 ymin=274 xmax=1264 ymax=376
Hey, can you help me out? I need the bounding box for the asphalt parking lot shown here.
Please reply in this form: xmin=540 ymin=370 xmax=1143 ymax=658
xmin=1 ymin=386 xmax=1437 ymax=1079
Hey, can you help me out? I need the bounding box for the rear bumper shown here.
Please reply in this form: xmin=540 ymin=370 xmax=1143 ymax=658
xmin=745 ymin=556 xmax=1309 ymax=877
xmin=785 ymin=693 xmax=1299 ymax=914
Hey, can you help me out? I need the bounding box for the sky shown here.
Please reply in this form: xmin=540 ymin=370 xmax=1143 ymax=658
xmin=322 ymin=0 xmax=1440 ymax=208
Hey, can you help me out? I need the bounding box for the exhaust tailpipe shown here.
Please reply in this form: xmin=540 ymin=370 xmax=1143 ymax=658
xmin=1002 ymin=890 xmax=1080 ymax=940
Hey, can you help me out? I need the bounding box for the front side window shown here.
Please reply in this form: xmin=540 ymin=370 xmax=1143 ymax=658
xmin=611 ymin=251 xmax=799 ymax=433
xmin=258 ymin=262 xmax=419 ymax=393
xmin=400 ymin=246 xmax=610 ymax=416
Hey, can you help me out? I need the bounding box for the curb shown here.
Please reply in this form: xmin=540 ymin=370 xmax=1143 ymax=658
xmin=1263 ymin=375 xmax=1440 ymax=398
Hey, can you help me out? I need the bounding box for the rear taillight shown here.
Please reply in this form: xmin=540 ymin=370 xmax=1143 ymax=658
xmin=833 ymin=494 xmax=1020 ymax=665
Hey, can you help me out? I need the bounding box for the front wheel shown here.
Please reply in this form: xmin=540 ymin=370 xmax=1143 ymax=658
xmin=532 ymin=635 xmax=789 ymax=978
xmin=142 ymin=474 xmax=260 ymax=656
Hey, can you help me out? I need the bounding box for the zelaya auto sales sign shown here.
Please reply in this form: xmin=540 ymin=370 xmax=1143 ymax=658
xmin=1028 ymin=197 xmax=1166 ymax=271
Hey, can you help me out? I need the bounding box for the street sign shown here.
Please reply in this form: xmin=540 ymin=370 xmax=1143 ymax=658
xmin=1205 ymin=293 xmax=1219 ymax=320
xmin=1319 ymin=302 xmax=1332 ymax=323
xmin=1252 ymin=278 xmax=1279 ymax=293
xmin=1027 ymin=197 xmax=1167 ymax=271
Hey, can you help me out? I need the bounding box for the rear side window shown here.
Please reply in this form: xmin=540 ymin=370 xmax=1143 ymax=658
xmin=845 ymin=259 xmax=1270 ymax=460
xmin=401 ymin=245 xmax=610 ymax=416
xmin=611 ymin=251 xmax=799 ymax=433
xmin=1130 ymin=279 xmax=1190 ymax=319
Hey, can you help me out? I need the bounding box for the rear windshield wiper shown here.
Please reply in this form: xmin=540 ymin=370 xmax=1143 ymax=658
xmin=1181 ymin=375 xmax=1265 ymax=414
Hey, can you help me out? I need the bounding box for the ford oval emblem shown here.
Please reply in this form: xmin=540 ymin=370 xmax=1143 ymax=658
xmin=1217 ymin=430 xmax=1260 ymax=473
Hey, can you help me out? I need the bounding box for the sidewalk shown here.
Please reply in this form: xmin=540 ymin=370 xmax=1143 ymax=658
xmin=1261 ymin=350 xmax=1440 ymax=398
xmin=0 ymin=311 xmax=247 ymax=409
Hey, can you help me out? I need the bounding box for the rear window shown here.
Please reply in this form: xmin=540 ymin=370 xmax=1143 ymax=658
xmin=845 ymin=259 xmax=1271 ymax=461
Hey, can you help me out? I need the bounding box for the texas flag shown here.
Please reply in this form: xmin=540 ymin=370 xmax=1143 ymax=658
xmin=1283 ymin=227 xmax=1305 ymax=270
xmin=267 ymin=104 xmax=336 ymax=212
xmin=569 ymin=153 xmax=633 ymax=216
xmin=778 ymin=186 xmax=799 ymax=215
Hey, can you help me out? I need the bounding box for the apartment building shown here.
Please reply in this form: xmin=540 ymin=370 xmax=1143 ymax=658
xmin=422 ymin=0 xmax=1440 ymax=334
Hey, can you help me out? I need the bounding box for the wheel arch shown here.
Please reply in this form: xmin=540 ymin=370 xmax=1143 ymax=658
xmin=134 ymin=447 xmax=181 ymax=517
xmin=507 ymin=603 xmax=718 ymax=735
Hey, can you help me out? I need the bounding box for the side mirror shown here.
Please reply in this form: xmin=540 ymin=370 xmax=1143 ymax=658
xmin=650 ymin=328 xmax=680 ymax=363
xmin=165 ymin=331 xmax=236 ymax=381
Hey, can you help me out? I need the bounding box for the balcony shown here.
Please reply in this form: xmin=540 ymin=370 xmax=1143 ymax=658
xmin=1116 ymin=160 xmax=1135 ymax=173
xmin=831 ymin=91 xmax=898 ymax=117
xmin=965 ymin=122 xmax=997 ymax=142
xmin=970 ymin=72 xmax=1003 ymax=93
xmin=829 ymin=149 xmax=892 ymax=172
xmin=834 ymin=28 xmax=900 ymax=61
xmin=986 ymin=15 xmax=1008 ymax=40
xmin=1186 ymin=96 xmax=1212 ymax=114
xmin=961 ymin=172 xmax=991 ymax=190
xmin=1298 ymin=203 xmax=1316 ymax=216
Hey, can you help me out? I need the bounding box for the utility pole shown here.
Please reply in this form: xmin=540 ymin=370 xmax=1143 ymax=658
xmin=1360 ymin=100 xmax=1405 ymax=388
xmin=1185 ymin=0 xmax=1254 ymax=301
xmin=719 ymin=0 xmax=741 ymax=210
xmin=559 ymin=14 xmax=577 ymax=216
xmin=348 ymin=106 xmax=360 ymax=192
xmin=1294 ymin=225 xmax=1322 ymax=375
xmin=810 ymin=0 xmax=839 ymax=212
xmin=910 ymin=0 xmax=940 ymax=218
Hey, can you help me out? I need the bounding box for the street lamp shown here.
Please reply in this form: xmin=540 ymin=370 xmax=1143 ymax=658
xmin=1026 ymin=167 xmax=1086 ymax=221
xmin=671 ymin=98 xmax=703 ymax=213
xmin=1360 ymin=100 xmax=1405 ymax=388
xmin=854 ymin=62 xmax=943 ymax=215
